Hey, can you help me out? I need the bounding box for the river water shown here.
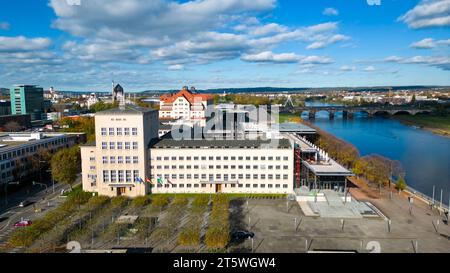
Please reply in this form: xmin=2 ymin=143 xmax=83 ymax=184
xmin=303 ymin=102 xmax=450 ymax=205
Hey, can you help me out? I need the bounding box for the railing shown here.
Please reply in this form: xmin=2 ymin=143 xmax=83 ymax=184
xmin=403 ymin=184 xmax=449 ymax=212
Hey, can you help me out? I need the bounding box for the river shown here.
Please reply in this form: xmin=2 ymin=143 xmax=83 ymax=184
xmin=303 ymin=101 xmax=450 ymax=206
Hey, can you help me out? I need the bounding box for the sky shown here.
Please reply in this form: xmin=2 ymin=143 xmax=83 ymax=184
xmin=0 ymin=0 xmax=449 ymax=92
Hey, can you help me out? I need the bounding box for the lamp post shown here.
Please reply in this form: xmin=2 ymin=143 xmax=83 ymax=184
xmin=32 ymin=181 xmax=48 ymax=192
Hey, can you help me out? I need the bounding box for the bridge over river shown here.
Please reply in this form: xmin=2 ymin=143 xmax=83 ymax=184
xmin=281 ymin=105 xmax=433 ymax=119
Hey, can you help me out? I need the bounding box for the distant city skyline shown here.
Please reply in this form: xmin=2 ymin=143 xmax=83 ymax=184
xmin=0 ymin=0 xmax=449 ymax=91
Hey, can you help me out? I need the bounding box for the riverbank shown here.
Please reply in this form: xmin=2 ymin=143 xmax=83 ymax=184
xmin=392 ymin=114 xmax=450 ymax=138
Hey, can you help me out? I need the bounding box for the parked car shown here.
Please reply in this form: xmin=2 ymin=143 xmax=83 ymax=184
xmin=14 ymin=220 xmax=32 ymax=227
xmin=18 ymin=200 xmax=31 ymax=207
xmin=231 ymin=230 xmax=255 ymax=240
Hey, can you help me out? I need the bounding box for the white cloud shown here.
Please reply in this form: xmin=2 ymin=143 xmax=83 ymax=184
xmin=399 ymin=0 xmax=450 ymax=29
xmin=384 ymin=55 xmax=450 ymax=70
xmin=410 ymin=38 xmax=450 ymax=49
xmin=0 ymin=36 xmax=52 ymax=52
xmin=340 ymin=65 xmax=356 ymax=71
xmin=241 ymin=51 xmax=333 ymax=64
xmin=306 ymin=34 xmax=350 ymax=50
xmin=363 ymin=66 xmax=376 ymax=72
xmin=241 ymin=51 xmax=302 ymax=63
xmin=168 ymin=64 xmax=184 ymax=70
xmin=0 ymin=22 xmax=10 ymax=30
xmin=323 ymin=7 xmax=339 ymax=16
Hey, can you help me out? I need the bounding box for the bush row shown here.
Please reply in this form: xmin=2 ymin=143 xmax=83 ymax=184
xmin=205 ymin=195 xmax=230 ymax=250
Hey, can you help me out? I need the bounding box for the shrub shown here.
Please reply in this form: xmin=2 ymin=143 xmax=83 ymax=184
xmin=151 ymin=195 xmax=169 ymax=207
xmin=205 ymin=195 xmax=230 ymax=250
xmin=131 ymin=195 xmax=151 ymax=208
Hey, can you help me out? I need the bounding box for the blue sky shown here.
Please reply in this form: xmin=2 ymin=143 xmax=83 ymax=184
xmin=0 ymin=0 xmax=449 ymax=91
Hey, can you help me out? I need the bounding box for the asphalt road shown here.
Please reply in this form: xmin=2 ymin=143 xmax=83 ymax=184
xmin=0 ymin=180 xmax=76 ymax=245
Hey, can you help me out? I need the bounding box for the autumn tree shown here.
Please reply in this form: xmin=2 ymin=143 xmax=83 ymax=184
xmin=51 ymin=146 xmax=81 ymax=190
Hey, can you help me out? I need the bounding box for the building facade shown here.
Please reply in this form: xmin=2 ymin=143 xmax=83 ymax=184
xmin=150 ymin=139 xmax=294 ymax=194
xmin=9 ymin=85 xmax=45 ymax=121
xmin=0 ymin=132 xmax=84 ymax=184
xmin=81 ymin=105 xmax=295 ymax=197
xmin=159 ymin=87 xmax=213 ymax=127
xmin=81 ymin=105 xmax=159 ymax=197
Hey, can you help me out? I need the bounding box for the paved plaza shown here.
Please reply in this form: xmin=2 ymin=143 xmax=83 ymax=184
xmin=229 ymin=192 xmax=450 ymax=253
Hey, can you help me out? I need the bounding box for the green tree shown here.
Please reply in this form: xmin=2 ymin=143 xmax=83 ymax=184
xmin=396 ymin=175 xmax=407 ymax=192
xmin=51 ymin=146 xmax=81 ymax=190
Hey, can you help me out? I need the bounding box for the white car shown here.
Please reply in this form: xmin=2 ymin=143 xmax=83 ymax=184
xmin=18 ymin=200 xmax=31 ymax=207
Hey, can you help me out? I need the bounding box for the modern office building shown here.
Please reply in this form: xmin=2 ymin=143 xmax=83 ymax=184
xmin=9 ymin=85 xmax=44 ymax=121
xmin=81 ymin=105 xmax=159 ymax=197
xmin=0 ymin=132 xmax=85 ymax=184
xmin=159 ymin=86 xmax=213 ymax=127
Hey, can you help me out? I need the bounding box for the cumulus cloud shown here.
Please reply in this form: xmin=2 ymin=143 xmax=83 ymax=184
xmin=340 ymin=65 xmax=356 ymax=71
xmin=0 ymin=36 xmax=52 ymax=52
xmin=363 ymin=66 xmax=376 ymax=72
xmin=168 ymin=64 xmax=184 ymax=70
xmin=241 ymin=51 xmax=332 ymax=64
xmin=410 ymin=38 xmax=450 ymax=49
xmin=323 ymin=7 xmax=338 ymax=16
xmin=0 ymin=22 xmax=10 ymax=30
xmin=399 ymin=0 xmax=450 ymax=29
xmin=385 ymin=55 xmax=450 ymax=70
xmin=306 ymin=34 xmax=350 ymax=50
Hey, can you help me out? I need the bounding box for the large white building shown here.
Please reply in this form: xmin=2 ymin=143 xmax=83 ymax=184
xmin=81 ymin=105 xmax=159 ymax=197
xmin=159 ymin=86 xmax=213 ymax=127
xmin=81 ymin=104 xmax=295 ymax=197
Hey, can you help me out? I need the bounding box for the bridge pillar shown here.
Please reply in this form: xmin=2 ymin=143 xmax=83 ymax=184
xmin=368 ymin=110 xmax=375 ymax=118
xmin=329 ymin=110 xmax=335 ymax=119
xmin=308 ymin=110 xmax=316 ymax=119
xmin=343 ymin=110 xmax=353 ymax=119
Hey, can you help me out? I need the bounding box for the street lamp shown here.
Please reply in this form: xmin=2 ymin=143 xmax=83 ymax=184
xmin=46 ymin=169 xmax=55 ymax=194
xmin=32 ymin=181 xmax=48 ymax=192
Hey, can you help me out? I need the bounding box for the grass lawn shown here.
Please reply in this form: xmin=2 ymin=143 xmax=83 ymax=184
xmin=393 ymin=114 xmax=450 ymax=136
xmin=277 ymin=113 xmax=302 ymax=123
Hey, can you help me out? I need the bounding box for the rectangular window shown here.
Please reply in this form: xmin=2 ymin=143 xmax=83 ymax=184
xmin=109 ymin=142 xmax=115 ymax=149
xmin=276 ymin=174 xmax=281 ymax=180
xmin=110 ymin=156 xmax=116 ymax=164
xmin=102 ymin=156 xmax=108 ymax=164
xmin=118 ymin=170 xmax=124 ymax=182
xmin=118 ymin=156 xmax=123 ymax=164
xmin=101 ymin=128 xmax=107 ymax=136
xmin=283 ymin=174 xmax=288 ymax=180
xmin=132 ymin=142 xmax=138 ymax=149
xmin=125 ymin=142 xmax=130 ymax=150
xmin=124 ymin=128 xmax=130 ymax=135
xmin=109 ymin=128 xmax=114 ymax=136
xmin=103 ymin=170 xmax=109 ymax=182
xmin=102 ymin=142 xmax=107 ymax=149
xmin=132 ymin=128 xmax=138 ymax=136
xmin=283 ymin=156 xmax=288 ymax=161
xmin=133 ymin=156 xmax=138 ymax=164
xmin=125 ymin=156 xmax=131 ymax=164
xmin=133 ymin=170 xmax=139 ymax=182
xmin=117 ymin=142 xmax=123 ymax=149
xmin=110 ymin=170 xmax=117 ymax=182
xmin=116 ymin=128 xmax=122 ymax=135
xmin=126 ymin=170 xmax=132 ymax=182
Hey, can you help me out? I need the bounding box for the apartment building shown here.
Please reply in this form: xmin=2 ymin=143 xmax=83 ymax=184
xmin=159 ymin=86 xmax=213 ymax=127
xmin=80 ymin=105 xmax=159 ymax=197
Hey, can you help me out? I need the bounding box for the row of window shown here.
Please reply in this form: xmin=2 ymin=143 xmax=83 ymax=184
xmin=101 ymin=127 xmax=138 ymax=136
xmin=101 ymin=156 xmax=139 ymax=164
xmin=152 ymin=164 xmax=289 ymax=170
xmin=152 ymin=173 xmax=290 ymax=180
xmin=101 ymin=142 xmax=138 ymax=150
xmin=102 ymin=170 xmax=140 ymax=183
xmin=153 ymin=156 xmax=289 ymax=161
xmin=1 ymin=138 xmax=68 ymax=161
xmin=154 ymin=183 xmax=289 ymax=189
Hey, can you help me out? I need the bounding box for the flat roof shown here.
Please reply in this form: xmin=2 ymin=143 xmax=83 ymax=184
xmin=152 ymin=137 xmax=292 ymax=149
xmin=0 ymin=133 xmax=74 ymax=153
xmin=303 ymin=159 xmax=354 ymax=176
xmin=277 ymin=122 xmax=316 ymax=134
xmin=96 ymin=104 xmax=156 ymax=115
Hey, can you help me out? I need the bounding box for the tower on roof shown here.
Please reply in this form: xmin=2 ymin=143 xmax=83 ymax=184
xmin=112 ymin=82 xmax=124 ymax=102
